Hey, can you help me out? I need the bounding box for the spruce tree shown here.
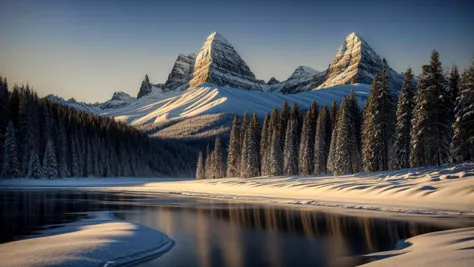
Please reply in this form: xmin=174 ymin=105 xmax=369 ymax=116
xmin=314 ymin=105 xmax=331 ymax=174
xmin=240 ymin=126 xmax=249 ymax=178
xmin=334 ymin=97 xmax=363 ymax=175
xmin=245 ymin=112 xmax=260 ymax=178
xmin=1 ymin=121 xmax=20 ymax=178
xmin=260 ymin=112 xmax=271 ymax=176
xmin=205 ymin=145 xmax=212 ymax=179
xmin=327 ymin=112 xmax=339 ymax=174
xmin=226 ymin=114 xmax=241 ymax=178
xmin=27 ymin=150 xmax=42 ymax=178
xmin=195 ymin=151 xmax=205 ymax=179
xmin=71 ymin=136 xmax=81 ymax=177
xmin=329 ymin=100 xmax=338 ymax=131
xmin=410 ymin=51 xmax=452 ymax=167
xmin=212 ymin=136 xmax=225 ymax=179
xmin=392 ymin=67 xmax=416 ymax=169
xmin=42 ymin=140 xmax=58 ymax=179
xmin=269 ymin=128 xmax=283 ymax=176
xmin=299 ymin=102 xmax=317 ymax=175
xmin=57 ymin=120 xmax=69 ymax=177
xmin=280 ymin=101 xmax=290 ymax=149
xmin=451 ymin=61 xmax=474 ymax=161
xmin=283 ymin=115 xmax=298 ymax=176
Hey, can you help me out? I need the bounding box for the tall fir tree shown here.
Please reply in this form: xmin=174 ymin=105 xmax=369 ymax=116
xmin=313 ymin=105 xmax=331 ymax=174
xmin=283 ymin=114 xmax=298 ymax=176
xmin=280 ymin=101 xmax=290 ymax=149
xmin=245 ymin=112 xmax=261 ymax=178
xmin=451 ymin=60 xmax=474 ymax=161
xmin=299 ymin=102 xmax=317 ymax=175
xmin=329 ymin=100 xmax=338 ymax=131
xmin=327 ymin=102 xmax=340 ymax=174
xmin=362 ymin=66 xmax=396 ymax=172
xmin=269 ymin=128 xmax=283 ymax=176
xmin=392 ymin=67 xmax=416 ymax=169
xmin=212 ymin=136 xmax=225 ymax=179
xmin=205 ymin=145 xmax=212 ymax=179
xmin=333 ymin=97 xmax=363 ymax=175
xmin=195 ymin=151 xmax=205 ymax=179
xmin=1 ymin=121 xmax=20 ymax=178
xmin=42 ymin=140 xmax=58 ymax=179
xmin=226 ymin=114 xmax=241 ymax=178
xmin=260 ymin=112 xmax=271 ymax=176
xmin=410 ymin=50 xmax=452 ymax=167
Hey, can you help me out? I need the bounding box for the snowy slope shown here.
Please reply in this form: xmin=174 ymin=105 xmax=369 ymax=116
xmin=103 ymin=83 xmax=370 ymax=126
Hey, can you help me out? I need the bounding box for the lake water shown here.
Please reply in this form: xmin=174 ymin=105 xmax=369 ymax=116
xmin=0 ymin=190 xmax=471 ymax=267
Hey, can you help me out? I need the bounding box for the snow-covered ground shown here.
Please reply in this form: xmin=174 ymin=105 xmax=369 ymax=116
xmin=0 ymin=211 xmax=174 ymax=267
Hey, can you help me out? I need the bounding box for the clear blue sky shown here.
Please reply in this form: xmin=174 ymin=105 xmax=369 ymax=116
xmin=0 ymin=0 xmax=472 ymax=102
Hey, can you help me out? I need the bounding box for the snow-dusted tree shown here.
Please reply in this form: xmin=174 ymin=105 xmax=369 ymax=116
xmin=240 ymin=126 xmax=249 ymax=178
xmin=239 ymin=112 xmax=249 ymax=152
xmin=57 ymin=120 xmax=69 ymax=177
xmin=212 ymin=136 xmax=225 ymax=179
xmin=451 ymin=61 xmax=474 ymax=161
xmin=327 ymin=104 xmax=340 ymax=174
xmin=42 ymin=140 xmax=58 ymax=179
xmin=245 ymin=112 xmax=260 ymax=178
xmin=260 ymin=112 xmax=271 ymax=176
xmin=226 ymin=115 xmax=241 ymax=178
xmin=1 ymin=121 xmax=20 ymax=178
xmin=280 ymin=101 xmax=290 ymax=149
xmin=362 ymin=66 xmax=396 ymax=172
xmin=334 ymin=97 xmax=363 ymax=175
xmin=410 ymin=50 xmax=452 ymax=167
xmin=349 ymin=90 xmax=362 ymax=151
xmin=284 ymin=115 xmax=298 ymax=176
xmin=329 ymin=100 xmax=338 ymax=131
xmin=27 ymin=150 xmax=42 ymax=178
xmin=299 ymin=102 xmax=317 ymax=175
xmin=205 ymin=145 xmax=212 ymax=179
xmin=195 ymin=151 xmax=205 ymax=179
xmin=269 ymin=128 xmax=283 ymax=176
xmin=392 ymin=68 xmax=416 ymax=169
xmin=314 ymin=105 xmax=331 ymax=174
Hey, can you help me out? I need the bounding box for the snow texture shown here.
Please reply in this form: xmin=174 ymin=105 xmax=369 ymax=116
xmin=0 ymin=211 xmax=174 ymax=267
xmin=164 ymin=53 xmax=196 ymax=91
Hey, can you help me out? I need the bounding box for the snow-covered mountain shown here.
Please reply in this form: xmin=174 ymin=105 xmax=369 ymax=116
xmin=164 ymin=53 xmax=196 ymax=91
xmin=317 ymin=32 xmax=402 ymax=89
xmin=189 ymin=32 xmax=263 ymax=91
xmin=100 ymin=91 xmax=135 ymax=110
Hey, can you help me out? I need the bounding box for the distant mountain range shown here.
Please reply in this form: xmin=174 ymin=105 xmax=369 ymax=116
xmin=47 ymin=32 xmax=403 ymax=138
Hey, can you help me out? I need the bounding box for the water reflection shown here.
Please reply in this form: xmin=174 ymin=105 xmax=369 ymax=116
xmin=0 ymin=190 xmax=464 ymax=267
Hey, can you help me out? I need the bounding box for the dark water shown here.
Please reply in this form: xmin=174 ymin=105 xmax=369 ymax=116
xmin=0 ymin=190 xmax=470 ymax=267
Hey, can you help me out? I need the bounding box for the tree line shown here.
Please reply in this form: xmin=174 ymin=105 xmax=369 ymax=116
xmin=196 ymin=51 xmax=474 ymax=179
xmin=0 ymin=78 xmax=197 ymax=178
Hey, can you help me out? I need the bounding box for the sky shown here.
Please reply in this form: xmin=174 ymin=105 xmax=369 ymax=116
xmin=0 ymin=0 xmax=473 ymax=102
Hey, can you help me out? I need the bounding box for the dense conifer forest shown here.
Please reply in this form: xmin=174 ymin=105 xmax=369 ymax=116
xmin=0 ymin=78 xmax=198 ymax=178
xmin=197 ymin=51 xmax=474 ymax=179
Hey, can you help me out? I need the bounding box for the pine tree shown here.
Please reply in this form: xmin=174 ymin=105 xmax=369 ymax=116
xmin=410 ymin=50 xmax=452 ymax=167
xmin=333 ymin=97 xmax=363 ymax=175
xmin=329 ymin=100 xmax=338 ymax=131
xmin=448 ymin=65 xmax=460 ymax=105
xmin=280 ymin=101 xmax=290 ymax=149
xmin=314 ymin=105 xmax=331 ymax=174
xmin=245 ymin=112 xmax=260 ymax=178
xmin=195 ymin=151 xmax=205 ymax=179
xmin=71 ymin=136 xmax=81 ymax=177
xmin=299 ymin=102 xmax=317 ymax=175
xmin=27 ymin=150 xmax=42 ymax=178
xmin=1 ymin=121 xmax=20 ymax=178
xmin=349 ymin=90 xmax=362 ymax=151
xmin=392 ymin=67 xmax=416 ymax=169
xmin=227 ymin=114 xmax=241 ymax=178
xmin=283 ymin=115 xmax=298 ymax=176
xmin=205 ymin=145 xmax=212 ymax=179
xmin=260 ymin=112 xmax=271 ymax=176
xmin=362 ymin=66 xmax=396 ymax=172
xmin=240 ymin=126 xmax=249 ymax=178
xmin=42 ymin=140 xmax=58 ymax=179
xmin=269 ymin=128 xmax=283 ymax=176
xmin=57 ymin=120 xmax=69 ymax=177
xmin=451 ymin=60 xmax=474 ymax=161
xmin=212 ymin=136 xmax=224 ymax=179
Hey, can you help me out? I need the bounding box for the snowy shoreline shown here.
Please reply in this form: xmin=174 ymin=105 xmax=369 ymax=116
xmin=0 ymin=211 xmax=174 ymax=267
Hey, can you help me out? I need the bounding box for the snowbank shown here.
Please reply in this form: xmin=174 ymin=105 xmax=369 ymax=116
xmin=361 ymin=227 xmax=474 ymax=267
xmin=0 ymin=177 xmax=187 ymax=188
xmin=0 ymin=211 xmax=174 ymax=267
xmin=110 ymin=161 xmax=474 ymax=216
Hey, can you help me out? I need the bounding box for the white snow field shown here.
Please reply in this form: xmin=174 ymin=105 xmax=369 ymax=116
xmin=103 ymin=83 xmax=370 ymax=126
xmin=0 ymin=211 xmax=174 ymax=267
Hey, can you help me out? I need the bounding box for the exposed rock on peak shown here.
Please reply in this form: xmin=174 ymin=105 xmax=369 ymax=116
xmin=137 ymin=74 xmax=153 ymax=98
xmin=280 ymin=66 xmax=326 ymax=94
xmin=111 ymin=91 xmax=133 ymax=101
xmin=317 ymin=32 xmax=402 ymax=89
xmin=189 ymin=32 xmax=262 ymax=91
xmin=164 ymin=53 xmax=196 ymax=91
xmin=267 ymin=77 xmax=280 ymax=85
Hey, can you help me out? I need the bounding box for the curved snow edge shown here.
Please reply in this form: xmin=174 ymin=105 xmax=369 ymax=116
xmin=103 ymin=238 xmax=174 ymax=267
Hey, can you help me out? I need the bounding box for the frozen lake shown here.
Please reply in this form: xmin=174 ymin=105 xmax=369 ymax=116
xmin=1 ymin=190 xmax=471 ymax=267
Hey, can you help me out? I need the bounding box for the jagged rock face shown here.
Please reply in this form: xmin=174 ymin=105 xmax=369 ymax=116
xmin=317 ymin=32 xmax=402 ymax=89
xmin=189 ymin=32 xmax=262 ymax=91
xmin=280 ymin=66 xmax=326 ymax=94
xmin=267 ymin=77 xmax=280 ymax=85
xmin=111 ymin=91 xmax=133 ymax=101
xmin=101 ymin=91 xmax=135 ymax=110
xmin=164 ymin=53 xmax=196 ymax=91
xmin=137 ymin=75 xmax=153 ymax=98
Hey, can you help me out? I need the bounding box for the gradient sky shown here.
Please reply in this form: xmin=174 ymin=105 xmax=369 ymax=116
xmin=0 ymin=0 xmax=473 ymax=102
